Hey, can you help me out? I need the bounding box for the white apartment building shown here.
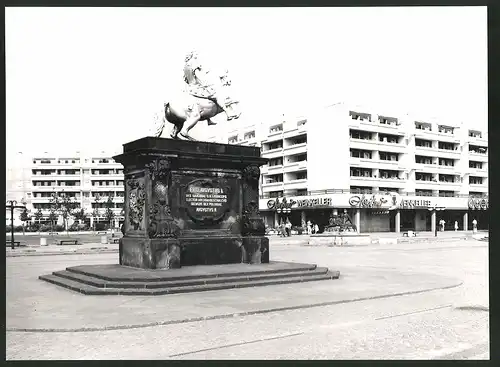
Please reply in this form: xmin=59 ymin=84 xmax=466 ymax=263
xmin=212 ymin=102 xmax=489 ymax=233
xmin=19 ymin=152 xmax=125 ymax=228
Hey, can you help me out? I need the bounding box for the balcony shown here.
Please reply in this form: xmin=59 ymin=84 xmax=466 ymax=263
xmin=283 ymin=161 xmax=307 ymax=173
xmin=267 ymin=164 xmax=284 ymax=173
xmin=261 ymin=147 xmax=284 ymax=159
xmin=283 ymin=142 xmax=307 ymax=156
xmin=283 ymin=179 xmax=308 ymax=190
xmin=468 ymin=166 xmax=488 ymax=176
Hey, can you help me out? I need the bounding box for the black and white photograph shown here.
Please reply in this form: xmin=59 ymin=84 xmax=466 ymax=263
xmin=6 ymin=6 xmax=489 ymax=360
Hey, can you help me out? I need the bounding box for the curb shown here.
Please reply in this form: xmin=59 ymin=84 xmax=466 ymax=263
xmin=6 ymin=249 xmax=118 ymax=257
xmin=6 ymin=281 xmax=463 ymax=333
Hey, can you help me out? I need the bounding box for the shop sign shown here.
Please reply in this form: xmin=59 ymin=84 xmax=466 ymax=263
xmin=267 ymin=197 xmax=296 ymax=211
xmin=349 ymin=194 xmax=388 ymax=208
xmin=296 ymin=197 xmax=332 ymax=208
xmin=369 ymin=210 xmax=389 ymax=215
xmin=399 ymin=199 xmax=431 ymax=209
xmin=468 ymin=197 xmax=488 ymax=210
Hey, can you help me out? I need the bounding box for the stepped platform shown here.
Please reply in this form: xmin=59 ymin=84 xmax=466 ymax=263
xmin=39 ymin=261 xmax=340 ymax=295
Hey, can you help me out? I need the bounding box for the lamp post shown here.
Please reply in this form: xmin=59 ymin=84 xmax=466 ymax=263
xmin=428 ymin=204 xmax=445 ymax=237
xmin=6 ymin=200 xmax=26 ymax=249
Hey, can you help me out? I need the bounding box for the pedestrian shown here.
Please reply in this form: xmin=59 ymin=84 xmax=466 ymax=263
xmin=439 ymin=219 xmax=445 ymax=232
xmin=285 ymin=219 xmax=292 ymax=237
xmin=314 ymin=223 xmax=319 ymax=234
xmin=311 ymin=222 xmax=316 ymax=234
xmin=454 ymin=220 xmax=458 ymax=231
xmin=306 ymin=220 xmax=312 ymax=235
xmin=472 ymin=218 xmax=478 ymax=233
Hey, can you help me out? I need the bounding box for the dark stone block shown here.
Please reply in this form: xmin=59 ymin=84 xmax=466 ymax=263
xmin=112 ymin=137 xmax=269 ymax=269
xmin=120 ymin=237 xmax=181 ymax=269
xmin=242 ymin=236 xmax=269 ymax=264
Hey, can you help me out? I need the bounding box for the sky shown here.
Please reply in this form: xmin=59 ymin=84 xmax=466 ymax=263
xmin=6 ymin=6 xmax=488 ymax=167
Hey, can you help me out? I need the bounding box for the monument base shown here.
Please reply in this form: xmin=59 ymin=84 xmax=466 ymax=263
xmin=39 ymin=261 xmax=340 ymax=295
xmin=119 ymin=236 xmax=269 ymax=269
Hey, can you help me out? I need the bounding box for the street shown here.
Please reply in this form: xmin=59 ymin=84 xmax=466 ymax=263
xmin=6 ymin=238 xmax=489 ymax=360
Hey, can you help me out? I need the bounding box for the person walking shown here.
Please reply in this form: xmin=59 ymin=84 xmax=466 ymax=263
xmin=454 ymin=220 xmax=459 ymax=231
xmin=472 ymin=218 xmax=478 ymax=233
xmin=306 ymin=220 xmax=312 ymax=235
xmin=439 ymin=219 xmax=445 ymax=232
xmin=285 ymin=219 xmax=292 ymax=237
xmin=314 ymin=223 xmax=319 ymax=234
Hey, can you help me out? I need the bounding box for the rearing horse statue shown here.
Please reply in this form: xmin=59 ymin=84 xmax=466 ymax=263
xmin=153 ymin=51 xmax=241 ymax=141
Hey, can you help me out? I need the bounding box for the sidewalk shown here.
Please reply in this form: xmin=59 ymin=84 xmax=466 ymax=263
xmin=6 ymin=242 xmax=119 ymax=257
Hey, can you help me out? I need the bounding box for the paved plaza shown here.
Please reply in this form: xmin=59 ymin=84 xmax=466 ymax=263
xmin=6 ymin=237 xmax=489 ymax=360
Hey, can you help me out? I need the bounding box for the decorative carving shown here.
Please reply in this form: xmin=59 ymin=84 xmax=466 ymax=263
xmin=146 ymin=158 xmax=180 ymax=238
xmin=149 ymin=202 xmax=180 ymax=238
xmin=324 ymin=209 xmax=357 ymax=233
xmin=243 ymin=165 xmax=260 ymax=189
xmin=127 ymin=180 xmax=146 ymax=230
xmin=242 ymin=200 xmax=265 ymax=236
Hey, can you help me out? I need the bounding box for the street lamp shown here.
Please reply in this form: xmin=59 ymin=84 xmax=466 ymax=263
xmin=428 ymin=204 xmax=446 ymax=237
xmin=6 ymin=200 xmax=26 ymax=249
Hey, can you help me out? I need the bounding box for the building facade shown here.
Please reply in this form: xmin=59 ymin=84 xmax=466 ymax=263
xmin=212 ymin=103 xmax=489 ymax=233
xmin=12 ymin=152 xmax=126 ymax=228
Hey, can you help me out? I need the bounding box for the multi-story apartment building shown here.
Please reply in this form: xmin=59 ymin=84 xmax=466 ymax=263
xmin=21 ymin=152 xmax=125 ymax=228
xmin=210 ymin=102 xmax=488 ymax=233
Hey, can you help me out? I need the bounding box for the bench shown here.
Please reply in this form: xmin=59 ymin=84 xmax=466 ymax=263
xmin=58 ymin=239 xmax=79 ymax=246
xmin=402 ymin=231 xmax=417 ymax=237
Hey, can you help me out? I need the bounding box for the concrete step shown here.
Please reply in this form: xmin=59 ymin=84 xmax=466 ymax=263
xmin=52 ymin=267 xmax=330 ymax=289
xmin=64 ymin=262 xmax=318 ymax=282
xmin=39 ymin=270 xmax=340 ymax=295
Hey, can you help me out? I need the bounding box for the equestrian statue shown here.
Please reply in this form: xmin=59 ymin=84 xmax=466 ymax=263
xmin=152 ymin=51 xmax=241 ymax=141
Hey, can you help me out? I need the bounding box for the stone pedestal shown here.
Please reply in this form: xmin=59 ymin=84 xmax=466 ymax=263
xmin=113 ymin=137 xmax=269 ymax=269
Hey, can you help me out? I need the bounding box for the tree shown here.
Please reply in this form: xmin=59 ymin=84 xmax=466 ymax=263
xmin=92 ymin=194 xmax=102 ymax=231
xmin=104 ymin=195 xmax=115 ymax=230
xmin=34 ymin=208 xmax=43 ymax=234
xmin=48 ymin=193 xmax=61 ymax=233
xmin=59 ymin=194 xmax=79 ymax=235
xmin=72 ymin=208 xmax=88 ymax=223
xmin=19 ymin=208 xmax=31 ymax=235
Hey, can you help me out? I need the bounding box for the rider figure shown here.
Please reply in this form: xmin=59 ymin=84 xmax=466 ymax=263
xmin=183 ymin=51 xmax=236 ymax=121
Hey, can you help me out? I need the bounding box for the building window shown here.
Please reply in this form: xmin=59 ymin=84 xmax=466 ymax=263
xmin=349 ymin=111 xmax=372 ymax=122
xmin=439 ymin=174 xmax=457 ymax=183
xmin=268 ymin=157 xmax=283 ymax=167
xmin=269 ymin=124 xmax=283 ymax=134
xmin=297 ymin=119 xmax=307 ymax=127
xmin=350 ymin=167 xmax=372 ymax=177
xmin=379 ymin=134 xmax=399 ymax=144
xmin=264 ymin=140 xmax=283 ymax=151
xmin=350 ymin=149 xmax=372 ymax=159
xmin=469 ymin=176 xmax=484 ymax=185
xmin=228 ymin=135 xmax=238 ymax=144
xmin=469 ymin=130 xmax=482 ymax=138
xmin=268 ymin=191 xmax=283 ymax=198
xmin=416 ymin=189 xmax=433 ymax=197
xmin=378 ymin=116 xmax=399 ymax=126
xmin=415 ymin=156 xmax=433 ymax=165
xmin=439 ymin=190 xmax=455 ymax=197
xmin=350 ymin=129 xmax=372 ymax=140
xmin=379 ymin=187 xmax=399 ymax=194
xmin=438 ymin=142 xmax=456 ymax=151
xmin=469 ymin=161 xmax=483 ymax=169
xmin=243 ymin=131 xmax=255 ymax=140
xmin=438 ymin=158 xmax=455 ymax=167
xmin=438 ymin=125 xmax=454 ymax=134
xmin=295 ymin=172 xmax=307 ymax=180
xmin=290 ymin=135 xmax=307 ymax=145
xmin=265 ymin=174 xmax=283 ymax=184
xmin=469 ymin=145 xmax=487 ymax=154
xmin=469 ymin=191 xmax=486 ymax=198
xmin=379 ymin=152 xmax=398 ymax=161
xmin=350 ymin=186 xmax=373 ymax=194
xmin=415 ymin=122 xmax=432 ymax=131
xmin=415 ymin=139 xmax=432 ymax=148
xmin=415 ymin=173 xmax=433 ymax=182
xmin=379 ymin=169 xmax=399 ymax=179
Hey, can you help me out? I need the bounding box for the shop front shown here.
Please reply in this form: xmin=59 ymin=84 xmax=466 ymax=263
xmin=260 ymin=192 xmax=472 ymax=234
xmin=467 ymin=196 xmax=489 ymax=230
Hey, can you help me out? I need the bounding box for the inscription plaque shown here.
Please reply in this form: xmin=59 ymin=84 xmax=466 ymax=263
xmin=184 ymin=179 xmax=230 ymax=222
